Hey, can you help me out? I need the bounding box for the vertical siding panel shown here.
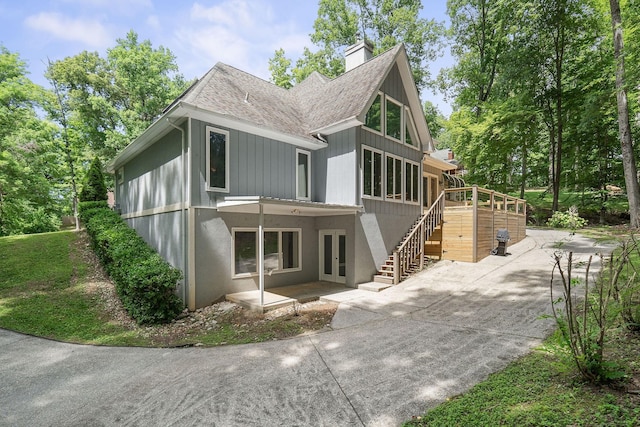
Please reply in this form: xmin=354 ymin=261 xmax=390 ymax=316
xmin=236 ymin=131 xmax=247 ymax=195
xmin=246 ymin=133 xmax=256 ymax=195
xmin=255 ymin=138 xmax=263 ymax=195
xmin=263 ymin=139 xmax=272 ymax=196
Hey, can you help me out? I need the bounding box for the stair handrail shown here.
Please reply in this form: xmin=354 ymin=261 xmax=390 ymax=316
xmin=392 ymin=191 xmax=445 ymax=284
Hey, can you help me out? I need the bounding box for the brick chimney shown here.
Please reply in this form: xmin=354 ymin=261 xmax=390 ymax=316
xmin=345 ymin=39 xmax=373 ymax=71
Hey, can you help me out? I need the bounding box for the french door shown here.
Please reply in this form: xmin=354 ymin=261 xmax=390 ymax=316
xmin=319 ymin=230 xmax=346 ymax=283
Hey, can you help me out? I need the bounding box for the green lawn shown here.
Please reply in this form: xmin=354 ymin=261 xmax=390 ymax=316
xmin=0 ymin=231 xmax=144 ymax=345
xmin=0 ymin=230 xmax=335 ymax=346
xmin=520 ymin=189 xmax=629 ymax=226
xmin=405 ymin=332 xmax=639 ymax=426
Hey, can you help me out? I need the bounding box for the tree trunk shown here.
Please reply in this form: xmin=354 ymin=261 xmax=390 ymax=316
xmin=609 ymin=0 xmax=640 ymax=228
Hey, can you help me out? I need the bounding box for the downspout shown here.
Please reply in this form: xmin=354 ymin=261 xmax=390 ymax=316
xmin=166 ymin=119 xmax=187 ymax=306
xmin=259 ymin=204 xmax=264 ymax=307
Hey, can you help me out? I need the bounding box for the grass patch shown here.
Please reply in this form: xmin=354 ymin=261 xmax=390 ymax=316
xmin=521 ymin=189 xmax=629 ymax=226
xmin=0 ymin=231 xmax=141 ymax=345
xmin=0 ymin=230 xmax=336 ymax=347
xmin=405 ymin=331 xmax=640 ymax=426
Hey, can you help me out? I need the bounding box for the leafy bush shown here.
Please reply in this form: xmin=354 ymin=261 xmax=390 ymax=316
xmin=0 ymin=199 xmax=61 ymax=236
xmin=547 ymin=206 xmax=589 ymax=230
xmin=610 ymin=237 xmax=640 ymax=332
xmin=550 ymin=252 xmax=625 ymax=384
xmin=79 ymin=157 xmax=108 ymax=202
xmin=79 ymin=203 xmax=182 ymax=324
xmin=78 ymin=201 xmax=109 ymax=216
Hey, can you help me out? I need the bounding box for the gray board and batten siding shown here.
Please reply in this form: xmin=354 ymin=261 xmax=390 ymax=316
xmin=115 ymin=124 xmax=188 ymax=300
xmin=190 ymin=118 xmax=304 ymax=207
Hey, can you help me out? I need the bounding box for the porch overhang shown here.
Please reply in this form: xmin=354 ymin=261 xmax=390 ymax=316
xmin=217 ymin=196 xmax=363 ymax=217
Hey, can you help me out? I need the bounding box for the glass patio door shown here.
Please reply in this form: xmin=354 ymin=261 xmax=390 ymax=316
xmin=319 ymin=230 xmax=346 ymax=283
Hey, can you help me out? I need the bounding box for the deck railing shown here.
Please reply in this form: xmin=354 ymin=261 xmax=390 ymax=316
xmin=443 ymin=186 xmax=527 ymax=262
xmin=444 ymin=186 xmax=527 ymax=215
xmin=393 ymin=191 xmax=445 ymax=284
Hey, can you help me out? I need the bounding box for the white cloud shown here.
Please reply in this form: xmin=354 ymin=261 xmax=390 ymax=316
xmin=59 ymin=0 xmax=153 ymax=14
xmin=24 ymin=12 xmax=111 ymax=48
xmin=175 ymin=0 xmax=310 ymax=80
xmin=146 ymin=15 xmax=161 ymax=30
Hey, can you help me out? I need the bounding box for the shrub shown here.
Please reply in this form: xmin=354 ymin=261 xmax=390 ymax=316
xmin=80 ymin=204 xmax=182 ymax=324
xmin=550 ymin=252 xmax=625 ymax=384
xmin=547 ymin=206 xmax=589 ymax=230
xmin=79 ymin=157 xmax=108 ymax=202
xmin=78 ymin=201 xmax=109 ymax=217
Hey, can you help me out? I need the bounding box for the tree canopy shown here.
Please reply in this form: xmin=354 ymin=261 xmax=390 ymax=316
xmin=269 ymin=0 xmax=445 ymax=90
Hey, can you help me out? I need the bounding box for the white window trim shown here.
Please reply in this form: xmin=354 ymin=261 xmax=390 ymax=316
xmin=404 ymin=106 xmax=420 ymax=151
xmin=404 ymin=159 xmax=421 ymax=205
xmin=232 ymin=227 xmax=303 ymax=278
xmin=295 ymin=148 xmax=311 ymax=201
xmin=362 ymin=91 xmax=384 ymax=136
xmin=361 ymin=145 xmax=384 ymax=200
xmin=385 ymin=95 xmax=403 ymax=144
xmin=206 ymin=126 xmax=230 ymax=193
xmin=384 ymin=153 xmax=404 ymax=203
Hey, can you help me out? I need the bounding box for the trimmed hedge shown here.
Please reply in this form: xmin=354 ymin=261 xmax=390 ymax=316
xmin=79 ymin=202 xmax=182 ymax=324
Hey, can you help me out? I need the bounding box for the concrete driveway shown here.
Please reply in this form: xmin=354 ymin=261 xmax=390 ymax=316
xmin=0 ymin=229 xmax=614 ymax=427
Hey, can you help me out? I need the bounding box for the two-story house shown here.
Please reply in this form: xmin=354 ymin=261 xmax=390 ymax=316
xmin=108 ymin=41 xmax=444 ymax=310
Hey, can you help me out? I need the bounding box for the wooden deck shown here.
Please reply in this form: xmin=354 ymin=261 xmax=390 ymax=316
xmin=436 ymin=186 xmax=527 ymax=263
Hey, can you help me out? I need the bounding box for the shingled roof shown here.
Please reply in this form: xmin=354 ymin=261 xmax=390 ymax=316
xmin=174 ymin=44 xmax=405 ymax=141
xmin=109 ymin=43 xmax=429 ymax=171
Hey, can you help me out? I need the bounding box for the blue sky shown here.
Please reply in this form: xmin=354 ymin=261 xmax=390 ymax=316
xmin=0 ymin=0 xmax=452 ymax=115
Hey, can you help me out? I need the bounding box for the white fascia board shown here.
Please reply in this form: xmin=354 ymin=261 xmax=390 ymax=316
xmin=395 ymin=51 xmax=434 ymax=153
xmin=179 ymin=102 xmax=327 ymax=151
xmin=309 ymin=116 xmax=363 ymax=135
xmin=106 ymin=102 xmax=183 ymax=173
xmin=423 ymin=154 xmax=457 ymax=172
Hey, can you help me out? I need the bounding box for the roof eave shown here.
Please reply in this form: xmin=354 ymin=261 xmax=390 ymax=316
xmin=310 ymin=116 xmax=363 ymax=135
xmin=106 ymin=102 xmax=183 ymax=173
xmin=179 ymin=102 xmax=327 ymax=150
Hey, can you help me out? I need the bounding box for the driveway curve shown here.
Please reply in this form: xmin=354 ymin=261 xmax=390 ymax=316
xmin=0 ymin=229 xmax=614 ymax=426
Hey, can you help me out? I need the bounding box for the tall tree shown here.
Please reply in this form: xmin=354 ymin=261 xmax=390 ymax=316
xmin=0 ymin=47 xmax=62 ymax=235
xmin=47 ymin=59 xmax=81 ymax=231
xmin=270 ymin=0 xmax=445 ymax=90
xmin=46 ymin=30 xmax=189 ymax=160
xmin=609 ymin=0 xmax=640 ymax=227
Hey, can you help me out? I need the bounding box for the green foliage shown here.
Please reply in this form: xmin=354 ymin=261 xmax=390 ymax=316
xmin=405 ymin=343 xmax=640 ymax=426
xmin=550 ymin=252 xmax=625 ymax=384
xmin=547 ymin=206 xmax=590 ymax=230
xmin=0 ymin=46 xmax=65 ymax=236
xmin=79 ymin=157 xmax=107 ymax=202
xmin=45 ymin=30 xmax=190 ymax=161
xmin=609 ymin=237 xmax=640 ymax=332
xmin=423 ymin=101 xmax=446 ymax=140
xmin=79 ymin=205 xmax=182 ymax=324
xmin=269 ymin=0 xmax=445 ymax=89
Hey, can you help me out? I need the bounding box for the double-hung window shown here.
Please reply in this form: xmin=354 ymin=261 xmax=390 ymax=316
xmin=296 ymin=149 xmax=311 ymax=200
xmin=362 ymin=146 xmax=383 ymax=199
xmin=405 ymin=160 xmax=420 ymax=204
xmin=232 ymin=228 xmax=301 ymax=277
xmin=206 ymin=126 xmax=229 ymax=192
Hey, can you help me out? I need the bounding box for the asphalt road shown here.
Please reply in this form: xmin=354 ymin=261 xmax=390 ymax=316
xmin=0 ymin=229 xmax=613 ymax=426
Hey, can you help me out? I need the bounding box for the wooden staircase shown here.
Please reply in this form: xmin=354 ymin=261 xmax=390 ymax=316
xmin=373 ymin=191 xmax=445 ymax=285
